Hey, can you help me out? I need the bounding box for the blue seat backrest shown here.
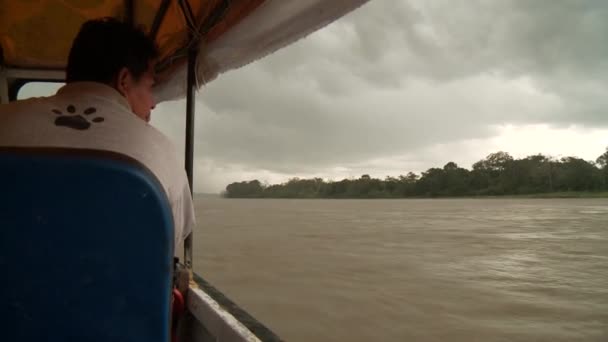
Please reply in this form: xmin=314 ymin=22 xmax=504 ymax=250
xmin=0 ymin=147 xmax=174 ymax=342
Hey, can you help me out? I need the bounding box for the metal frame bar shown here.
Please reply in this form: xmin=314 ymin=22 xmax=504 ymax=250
xmin=0 ymin=67 xmax=65 ymax=103
xmin=178 ymin=0 xmax=197 ymax=32
xmin=124 ymin=0 xmax=134 ymax=26
xmin=199 ymin=0 xmax=230 ymax=34
xmin=0 ymin=66 xmax=9 ymax=104
xmin=149 ymin=0 xmax=172 ymax=41
xmin=183 ymin=39 xmax=197 ymax=270
xmin=177 ymin=0 xmax=207 ymax=271
xmin=5 ymin=68 xmax=65 ymax=81
xmin=177 ymin=0 xmax=229 ymax=271
xmin=185 ymin=49 xmax=196 ymax=193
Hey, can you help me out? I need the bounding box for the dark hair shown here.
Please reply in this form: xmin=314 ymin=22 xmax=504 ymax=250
xmin=66 ymin=18 xmax=158 ymax=84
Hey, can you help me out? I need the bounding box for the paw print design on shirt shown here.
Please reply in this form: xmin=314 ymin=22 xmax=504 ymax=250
xmin=53 ymin=105 xmax=105 ymax=130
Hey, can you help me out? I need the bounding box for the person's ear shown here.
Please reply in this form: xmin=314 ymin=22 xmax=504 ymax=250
xmin=116 ymin=67 xmax=131 ymax=96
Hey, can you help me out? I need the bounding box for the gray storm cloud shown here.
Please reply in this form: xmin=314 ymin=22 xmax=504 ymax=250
xmin=150 ymin=0 xmax=608 ymax=191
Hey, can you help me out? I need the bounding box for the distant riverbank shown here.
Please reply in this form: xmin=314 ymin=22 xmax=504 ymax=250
xmin=223 ymin=150 xmax=608 ymax=199
xmin=214 ymin=192 xmax=608 ymax=199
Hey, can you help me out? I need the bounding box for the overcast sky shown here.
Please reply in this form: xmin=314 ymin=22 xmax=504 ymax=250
xmin=21 ymin=1 xmax=608 ymax=193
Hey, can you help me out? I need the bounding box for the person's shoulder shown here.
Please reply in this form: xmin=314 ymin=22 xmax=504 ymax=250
xmin=132 ymin=124 xmax=187 ymax=193
xmin=143 ymin=124 xmax=177 ymax=150
xmin=126 ymin=122 xmax=181 ymax=169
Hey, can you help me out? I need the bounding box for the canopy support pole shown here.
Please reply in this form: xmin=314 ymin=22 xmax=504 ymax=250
xmin=183 ymin=45 xmax=197 ymax=269
xmin=0 ymin=66 xmax=8 ymax=104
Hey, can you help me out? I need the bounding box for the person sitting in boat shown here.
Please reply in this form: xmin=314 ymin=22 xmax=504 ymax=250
xmin=0 ymin=18 xmax=194 ymax=257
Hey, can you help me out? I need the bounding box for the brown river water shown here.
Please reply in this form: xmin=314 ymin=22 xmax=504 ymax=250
xmin=192 ymin=198 xmax=608 ymax=342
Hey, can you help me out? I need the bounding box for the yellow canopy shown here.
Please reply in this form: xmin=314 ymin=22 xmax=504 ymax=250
xmin=0 ymin=0 xmax=263 ymax=69
xmin=0 ymin=0 xmax=369 ymax=102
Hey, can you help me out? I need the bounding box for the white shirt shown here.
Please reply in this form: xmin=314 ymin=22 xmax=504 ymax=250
xmin=0 ymin=82 xmax=195 ymax=256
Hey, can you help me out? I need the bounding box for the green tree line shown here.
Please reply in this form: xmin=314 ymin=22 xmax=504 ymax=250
xmin=223 ymin=149 xmax=608 ymax=198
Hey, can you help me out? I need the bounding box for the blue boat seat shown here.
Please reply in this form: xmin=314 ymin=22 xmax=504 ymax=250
xmin=0 ymin=147 xmax=174 ymax=342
